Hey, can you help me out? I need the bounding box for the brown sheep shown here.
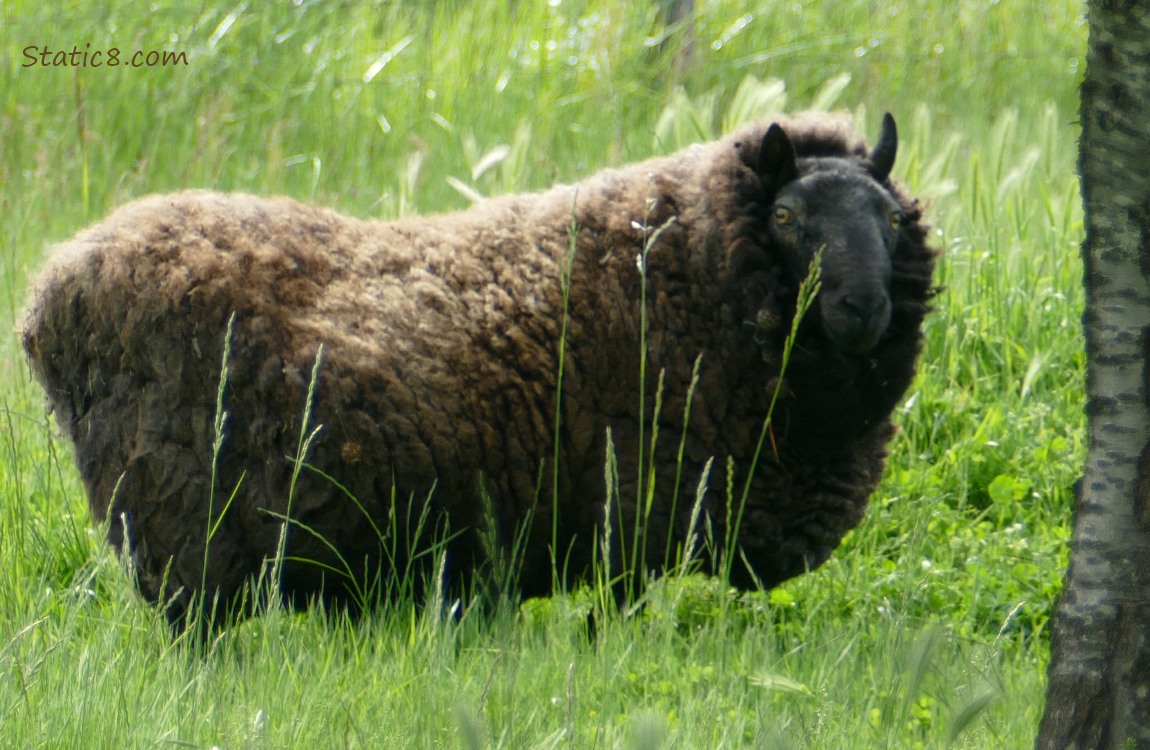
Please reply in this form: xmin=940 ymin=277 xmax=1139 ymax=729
xmin=22 ymin=112 xmax=936 ymax=633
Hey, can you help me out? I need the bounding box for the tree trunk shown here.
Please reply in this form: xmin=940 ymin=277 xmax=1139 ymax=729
xmin=657 ymin=0 xmax=695 ymax=81
xmin=1037 ymin=2 xmax=1150 ymax=748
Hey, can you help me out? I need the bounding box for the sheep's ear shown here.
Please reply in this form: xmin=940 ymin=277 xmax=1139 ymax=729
xmin=868 ymin=112 xmax=898 ymax=182
xmin=758 ymin=123 xmax=798 ymax=193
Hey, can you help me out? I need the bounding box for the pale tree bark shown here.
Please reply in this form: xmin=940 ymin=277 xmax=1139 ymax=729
xmin=1037 ymin=2 xmax=1150 ymax=748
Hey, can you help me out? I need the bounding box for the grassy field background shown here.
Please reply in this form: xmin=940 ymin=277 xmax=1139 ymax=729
xmin=1 ymin=1 xmax=1085 ymax=747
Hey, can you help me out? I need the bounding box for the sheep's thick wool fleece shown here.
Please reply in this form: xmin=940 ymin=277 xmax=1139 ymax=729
xmin=22 ymin=113 xmax=936 ymax=623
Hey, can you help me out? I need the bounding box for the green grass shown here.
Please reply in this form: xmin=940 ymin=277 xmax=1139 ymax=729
xmin=1 ymin=1 xmax=1085 ymax=746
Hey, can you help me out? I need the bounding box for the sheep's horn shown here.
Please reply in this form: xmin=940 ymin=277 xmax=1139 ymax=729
xmin=758 ymin=123 xmax=798 ymax=193
xmin=869 ymin=112 xmax=897 ymax=182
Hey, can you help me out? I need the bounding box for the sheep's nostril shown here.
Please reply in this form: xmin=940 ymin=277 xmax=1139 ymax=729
xmin=840 ymin=293 xmax=888 ymax=325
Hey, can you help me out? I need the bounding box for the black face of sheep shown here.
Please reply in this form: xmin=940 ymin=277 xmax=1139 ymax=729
xmin=759 ymin=113 xmax=902 ymax=354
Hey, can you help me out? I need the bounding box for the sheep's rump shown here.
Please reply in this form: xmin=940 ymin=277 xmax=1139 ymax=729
xmin=23 ymin=190 xmax=585 ymax=619
xmin=22 ymin=114 xmax=936 ymax=628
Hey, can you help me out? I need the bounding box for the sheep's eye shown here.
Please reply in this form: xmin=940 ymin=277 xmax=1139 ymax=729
xmin=890 ymin=210 xmax=904 ymax=229
xmin=774 ymin=206 xmax=794 ymax=225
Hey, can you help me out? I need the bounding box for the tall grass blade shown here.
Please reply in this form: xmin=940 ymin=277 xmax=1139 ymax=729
xmin=726 ymin=248 xmax=823 ymax=582
xmin=269 ymin=344 xmax=326 ymax=604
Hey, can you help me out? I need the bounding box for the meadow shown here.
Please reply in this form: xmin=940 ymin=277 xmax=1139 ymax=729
xmin=0 ymin=1 xmax=1086 ymax=747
